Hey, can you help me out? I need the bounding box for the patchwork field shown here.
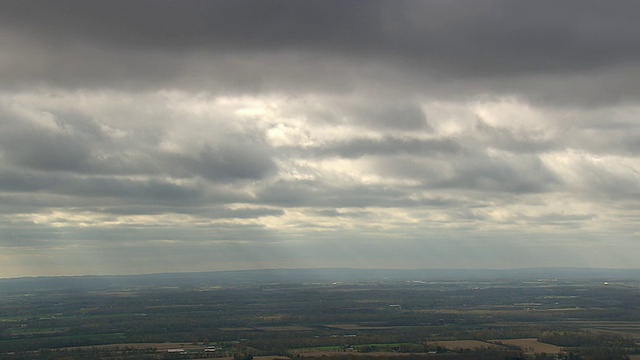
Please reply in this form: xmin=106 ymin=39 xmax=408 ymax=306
xmin=493 ymin=338 xmax=562 ymax=354
xmin=430 ymin=340 xmax=503 ymax=350
xmin=564 ymin=320 xmax=640 ymax=340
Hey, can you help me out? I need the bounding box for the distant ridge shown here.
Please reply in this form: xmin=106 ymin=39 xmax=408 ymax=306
xmin=1 ymin=268 xmax=639 ymax=292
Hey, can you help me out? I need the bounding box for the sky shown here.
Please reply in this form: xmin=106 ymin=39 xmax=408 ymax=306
xmin=1 ymin=1 xmax=640 ymax=278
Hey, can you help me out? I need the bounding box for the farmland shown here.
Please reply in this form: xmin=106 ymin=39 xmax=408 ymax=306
xmin=492 ymin=339 xmax=562 ymax=354
xmin=0 ymin=269 xmax=639 ymax=359
xmin=429 ymin=340 xmax=503 ymax=350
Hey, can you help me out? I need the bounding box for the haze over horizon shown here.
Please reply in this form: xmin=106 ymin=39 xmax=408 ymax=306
xmin=1 ymin=1 xmax=640 ymax=278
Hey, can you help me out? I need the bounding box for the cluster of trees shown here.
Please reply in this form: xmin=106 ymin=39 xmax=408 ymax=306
xmin=5 ymin=346 xmax=158 ymax=360
xmin=537 ymin=331 xmax=634 ymax=360
xmin=539 ymin=331 xmax=635 ymax=348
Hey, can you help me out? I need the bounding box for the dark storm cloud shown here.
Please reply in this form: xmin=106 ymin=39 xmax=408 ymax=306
xmin=1 ymin=0 xmax=639 ymax=93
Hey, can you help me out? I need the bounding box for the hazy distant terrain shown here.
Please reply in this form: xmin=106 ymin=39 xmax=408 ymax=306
xmin=1 ymin=269 xmax=639 ymax=359
xmin=2 ymin=268 xmax=640 ymax=292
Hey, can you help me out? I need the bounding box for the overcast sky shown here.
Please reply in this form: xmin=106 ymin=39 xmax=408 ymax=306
xmin=1 ymin=1 xmax=640 ymax=278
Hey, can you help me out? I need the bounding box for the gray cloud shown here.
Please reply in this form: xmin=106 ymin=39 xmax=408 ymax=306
xmin=311 ymin=136 xmax=464 ymax=159
xmin=2 ymin=128 xmax=92 ymax=172
xmin=172 ymin=141 xmax=277 ymax=182
xmin=256 ymin=179 xmax=414 ymax=208
xmin=346 ymin=103 xmax=431 ymax=131
xmin=431 ymin=154 xmax=561 ymax=194
xmin=371 ymin=152 xmax=561 ymax=194
xmin=1 ymin=1 xmax=639 ymax=104
xmin=1 ymin=1 xmax=640 ymax=276
xmin=0 ymin=169 xmax=203 ymax=204
xmin=472 ymin=119 xmax=559 ymax=154
xmin=2 ymin=1 xmax=638 ymax=74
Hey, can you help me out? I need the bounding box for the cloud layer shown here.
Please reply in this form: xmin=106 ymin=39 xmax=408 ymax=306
xmin=1 ymin=1 xmax=639 ymax=277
